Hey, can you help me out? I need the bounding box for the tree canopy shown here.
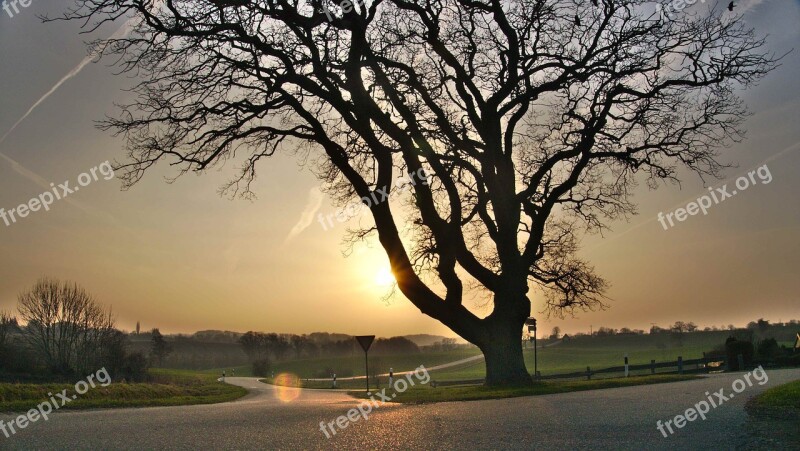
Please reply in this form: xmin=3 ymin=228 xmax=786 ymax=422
xmin=56 ymin=0 xmax=776 ymax=384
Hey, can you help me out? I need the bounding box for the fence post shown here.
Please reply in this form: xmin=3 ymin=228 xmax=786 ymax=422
xmin=624 ymin=355 xmax=629 ymax=377
xmin=651 ymin=359 xmax=656 ymax=375
xmin=586 ymin=366 xmax=591 ymax=380
xmin=678 ymin=356 xmax=683 ymax=374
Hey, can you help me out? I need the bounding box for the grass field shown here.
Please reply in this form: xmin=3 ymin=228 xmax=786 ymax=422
xmin=347 ymin=374 xmax=702 ymax=403
xmin=427 ymin=331 xmax=732 ymax=381
xmin=0 ymin=369 xmax=247 ymax=412
xmin=204 ymin=348 xmax=483 ymax=380
xmin=221 ymin=331 xmax=737 ymax=384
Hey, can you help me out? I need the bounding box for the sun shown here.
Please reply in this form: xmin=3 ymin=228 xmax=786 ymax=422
xmin=374 ymin=267 xmax=396 ymax=285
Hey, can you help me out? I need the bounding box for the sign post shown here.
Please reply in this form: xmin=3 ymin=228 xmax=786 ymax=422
xmin=624 ymin=354 xmax=629 ymax=377
xmin=526 ymin=317 xmax=538 ymax=379
xmin=355 ymin=335 xmax=376 ymax=393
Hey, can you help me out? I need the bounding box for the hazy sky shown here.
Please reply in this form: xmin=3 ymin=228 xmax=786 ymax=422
xmin=1 ymin=0 xmax=798 ymax=338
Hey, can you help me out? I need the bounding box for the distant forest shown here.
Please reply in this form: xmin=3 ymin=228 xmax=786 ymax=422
xmin=125 ymin=330 xmax=466 ymax=371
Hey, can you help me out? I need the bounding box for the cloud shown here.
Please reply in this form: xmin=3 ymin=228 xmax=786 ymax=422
xmin=285 ymin=187 xmax=325 ymax=243
xmin=586 ymin=138 xmax=800 ymax=252
xmin=737 ymin=0 xmax=769 ymax=15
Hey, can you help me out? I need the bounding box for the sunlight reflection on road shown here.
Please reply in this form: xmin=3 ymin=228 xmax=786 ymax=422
xmin=274 ymin=373 xmax=302 ymax=403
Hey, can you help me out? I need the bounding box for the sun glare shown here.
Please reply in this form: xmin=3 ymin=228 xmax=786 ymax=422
xmin=375 ymin=267 xmax=396 ymax=285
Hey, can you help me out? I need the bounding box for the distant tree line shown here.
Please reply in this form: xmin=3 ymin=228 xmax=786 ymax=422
xmin=556 ymin=318 xmax=799 ymax=340
xmin=236 ymin=331 xmax=422 ymax=376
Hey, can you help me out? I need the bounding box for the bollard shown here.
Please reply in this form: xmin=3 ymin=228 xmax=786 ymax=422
xmin=678 ymin=356 xmax=683 ymax=374
xmin=651 ymin=359 xmax=656 ymax=375
xmin=586 ymin=366 xmax=591 ymax=380
xmin=624 ymin=355 xmax=629 ymax=377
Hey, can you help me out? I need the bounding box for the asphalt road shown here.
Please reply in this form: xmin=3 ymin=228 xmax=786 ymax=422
xmin=2 ymin=368 xmax=798 ymax=450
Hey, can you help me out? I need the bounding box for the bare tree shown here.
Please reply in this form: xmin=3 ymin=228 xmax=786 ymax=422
xmin=0 ymin=310 xmax=17 ymax=349
xmin=17 ymin=278 xmax=115 ymax=375
xmin=56 ymin=0 xmax=776 ymax=384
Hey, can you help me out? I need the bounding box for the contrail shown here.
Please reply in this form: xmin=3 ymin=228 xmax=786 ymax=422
xmin=0 ymin=151 xmax=93 ymax=213
xmin=0 ymin=17 xmax=137 ymax=210
xmin=285 ymin=187 xmax=325 ymax=243
xmin=0 ymin=18 xmax=135 ymax=148
xmin=0 ymin=152 xmax=51 ymax=190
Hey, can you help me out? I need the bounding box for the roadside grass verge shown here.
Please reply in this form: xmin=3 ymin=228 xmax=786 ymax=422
xmin=0 ymin=369 xmax=247 ymax=412
xmin=749 ymin=379 xmax=800 ymax=411
xmin=744 ymin=379 xmax=800 ymax=447
xmin=348 ymin=374 xmax=702 ymax=403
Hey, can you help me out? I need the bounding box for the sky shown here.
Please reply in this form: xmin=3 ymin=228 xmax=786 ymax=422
xmin=0 ymin=0 xmax=798 ymax=339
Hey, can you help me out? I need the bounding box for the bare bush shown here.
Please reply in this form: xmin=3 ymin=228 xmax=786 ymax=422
xmin=18 ymin=278 xmax=116 ymax=375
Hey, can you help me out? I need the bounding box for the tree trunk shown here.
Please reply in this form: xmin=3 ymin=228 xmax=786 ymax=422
xmin=480 ymin=310 xmax=532 ymax=386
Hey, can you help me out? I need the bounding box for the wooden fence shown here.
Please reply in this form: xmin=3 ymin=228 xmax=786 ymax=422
xmin=430 ymin=356 xmax=713 ymax=387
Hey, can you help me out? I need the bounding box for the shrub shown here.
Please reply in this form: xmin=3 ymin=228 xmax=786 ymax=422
xmin=252 ymin=359 xmax=271 ymax=377
xmin=725 ymin=338 xmax=754 ymax=370
xmin=121 ymin=352 xmax=150 ymax=382
xmin=757 ymin=338 xmax=781 ymax=359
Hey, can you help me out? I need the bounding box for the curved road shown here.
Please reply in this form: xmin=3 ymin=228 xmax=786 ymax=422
xmin=308 ymin=354 xmax=485 ymax=381
xmin=2 ymin=369 xmax=798 ymax=450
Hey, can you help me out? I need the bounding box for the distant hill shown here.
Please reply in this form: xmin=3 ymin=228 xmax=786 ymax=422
xmin=403 ymin=334 xmax=462 ymax=347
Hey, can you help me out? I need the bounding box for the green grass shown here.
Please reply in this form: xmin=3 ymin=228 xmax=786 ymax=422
xmin=751 ymin=380 xmax=800 ymax=410
xmin=348 ymin=374 xmax=702 ymax=403
xmin=225 ymin=332 xmax=733 ymax=385
xmin=229 ymin=348 xmax=482 ymax=380
xmin=429 ymin=332 xmax=730 ymax=381
xmin=200 ymin=365 xmax=254 ymax=377
xmin=0 ymin=369 xmax=247 ymax=412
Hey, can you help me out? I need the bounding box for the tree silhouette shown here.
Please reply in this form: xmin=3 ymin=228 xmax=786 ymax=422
xmin=18 ymin=278 xmax=116 ymax=375
xmin=58 ymin=0 xmax=776 ymax=384
xmin=150 ymin=328 xmax=172 ymax=366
